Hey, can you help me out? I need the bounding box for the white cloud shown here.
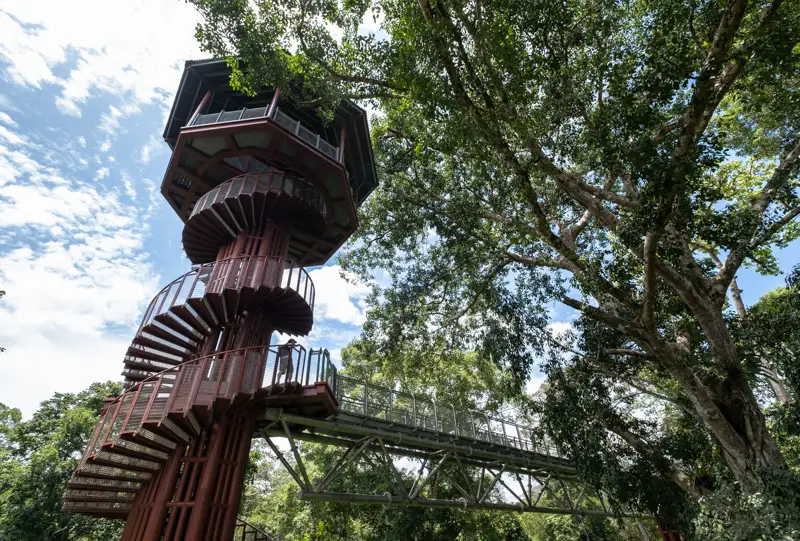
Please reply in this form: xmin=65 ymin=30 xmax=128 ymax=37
xmin=99 ymin=105 xmax=125 ymax=135
xmin=0 ymin=124 xmax=24 ymax=145
xmin=307 ymin=265 xmax=371 ymax=325
xmin=0 ymin=111 xmax=159 ymax=417
xmin=121 ymin=172 xmax=137 ymax=199
xmin=0 ymin=0 xmax=202 ymax=117
xmin=94 ymin=166 xmax=109 ymax=180
xmin=0 ymin=110 xmax=17 ymax=127
xmin=55 ymin=96 xmax=82 ymax=117
xmin=139 ymin=134 xmax=166 ymax=164
xmin=525 ymin=374 xmax=547 ymax=396
xmin=547 ymin=321 xmax=573 ymax=337
xmin=77 ymin=136 xmax=86 ymax=147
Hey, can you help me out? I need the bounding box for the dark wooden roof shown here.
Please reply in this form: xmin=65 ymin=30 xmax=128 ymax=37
xmin=163 ymin=59 xmax=378 ymax=206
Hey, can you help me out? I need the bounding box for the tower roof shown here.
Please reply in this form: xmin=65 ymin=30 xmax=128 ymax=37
xmin=163 ymin=58 xmax=378 ymax=206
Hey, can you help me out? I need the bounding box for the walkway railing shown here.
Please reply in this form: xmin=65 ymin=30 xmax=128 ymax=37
xmin=190 ymin=105 xmax=339 ymax=161
xmin=334 ymin=375 xmax=562 ymax=458
xmin=190 ymin=172 xmax=327 ymax=222
xmin=137 ymin=255 xmax=315 ymax=334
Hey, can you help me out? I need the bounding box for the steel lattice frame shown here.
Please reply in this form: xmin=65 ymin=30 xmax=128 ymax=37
xmin=258 ymin=408 xmax=651 ymax=519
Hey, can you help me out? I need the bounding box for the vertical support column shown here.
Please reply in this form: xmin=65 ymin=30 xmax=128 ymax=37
xmin=140 ymin=446 xmax=186 ymax=540
xmin=218 ymin=412 xmax=257 ymax=541
xmin=338 ymin=123 xmax=347 ymax=163
xmin=183 ymin=423 xmax=227 ymax=540
xmin=189 ymin=89 xmax=213 ymax=125
xmin=267 ymin=87 xmax=280 ymax=118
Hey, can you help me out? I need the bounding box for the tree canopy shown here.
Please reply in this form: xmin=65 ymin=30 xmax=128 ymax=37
xmin=190 ymin=0 xmax=800 ymax=498
xmin=0 ymin=382 xmax=123 ymax=541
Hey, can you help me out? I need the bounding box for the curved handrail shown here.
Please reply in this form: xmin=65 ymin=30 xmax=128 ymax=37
xmin=334 ymin=374 xmax=563 ymax=459
xmin=189 ymin=171 xmax=327 ymax=222
xmin=137 ymin=255 xmax=315 ymax=334
xmin=85 ymin=343 xmax=336 ymax=464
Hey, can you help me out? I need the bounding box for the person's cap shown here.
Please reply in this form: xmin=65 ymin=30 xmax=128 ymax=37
xmin=287 ymin=338 xmax=297 ymax=344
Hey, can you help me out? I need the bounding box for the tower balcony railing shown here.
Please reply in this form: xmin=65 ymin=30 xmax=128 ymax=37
xmin=137 ymin=255 xmax=315 ymax=334
xmin=190 ymin=105 xmax=340 ymax=161
xmin=82 ymin=344 xmax=338 ymax=465
xmin=189 ymin=171 xmax=327 ymax=221
xmin=334 ymin=375 xmax=563 ymax=459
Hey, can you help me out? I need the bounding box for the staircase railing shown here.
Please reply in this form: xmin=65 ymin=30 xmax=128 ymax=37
xmin=234 ymin=517 xmax=276 ymax=541
xmin=83 ymin=345 xmax=338 ymax=467
xmin=189 ymin=104 xmax=340 ymax=161
xmin=189 ymin=171 xmax=327 ymax=221
xmin=137 ymin=255 xmax=315 ymax=335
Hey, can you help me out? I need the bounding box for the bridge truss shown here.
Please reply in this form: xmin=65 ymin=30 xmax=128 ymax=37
xmin=257 ymin=375 xmax=650 ymax=519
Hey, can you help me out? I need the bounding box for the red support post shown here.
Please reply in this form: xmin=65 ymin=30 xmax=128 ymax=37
xmin=189 ymin=89 xmax=213 ymax=125
xmin=183 ymin=423 xmax=226 ymax=540
xmin=338 ymin=123 xmax=347 ymax=163
xmin=267 ymin=87 xmax=280 ymax=118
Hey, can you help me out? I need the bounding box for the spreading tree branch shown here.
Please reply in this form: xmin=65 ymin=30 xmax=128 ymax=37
xmin=641 ymin=232 xmax=658 ymax=330
xmin=717 ymin=139 xmax=800 ymax=292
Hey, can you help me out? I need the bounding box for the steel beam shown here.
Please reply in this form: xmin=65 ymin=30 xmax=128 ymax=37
xmin=257 ymin=417 xmax=651 ymax=520
xmin=297 ymin=491 xmax=652 ymax=518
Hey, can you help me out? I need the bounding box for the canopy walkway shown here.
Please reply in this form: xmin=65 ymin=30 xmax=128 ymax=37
xmin=259 ymin=372 xmax=647 ymax=518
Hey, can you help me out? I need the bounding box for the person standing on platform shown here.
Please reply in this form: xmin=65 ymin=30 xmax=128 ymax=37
xmin=276 ymin=338 xmax=297 ymax=383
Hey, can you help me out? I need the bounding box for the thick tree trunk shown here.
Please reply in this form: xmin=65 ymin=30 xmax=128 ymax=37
xmin=661 ymin=361 xmax=785 ymax=490
xmin=712 ymin=373 xmax=786 ymax=490
xmin=653 ymin=310 xmax=787 ymax=491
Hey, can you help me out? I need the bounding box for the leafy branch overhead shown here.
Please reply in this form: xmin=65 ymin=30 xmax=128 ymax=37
xmin=190 ymin=0 xmax=800 ymax=499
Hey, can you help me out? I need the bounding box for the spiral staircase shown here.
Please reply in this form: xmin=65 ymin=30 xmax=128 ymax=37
xmin=181 ymin=171 xmax=327 ymax=265
xmin=62 ymin=175 xmax=328 ymax=518
xmin=62 ymin=59 xmax=378 ymax=541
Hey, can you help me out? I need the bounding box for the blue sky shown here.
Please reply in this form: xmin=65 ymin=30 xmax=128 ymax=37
xmin=0 ymin=1 xmax=798 ymax=418
xmin=0 ymin=1 xmax=371 ymax=416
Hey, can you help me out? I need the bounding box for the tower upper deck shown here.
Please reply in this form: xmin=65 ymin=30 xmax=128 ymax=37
xmin=161 ymin=59 xmax=378 ymax=266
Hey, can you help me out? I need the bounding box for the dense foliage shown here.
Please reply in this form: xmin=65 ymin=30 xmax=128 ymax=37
xmin=189 ymin=0 xmax=800 ymax=504
xmin=0 ymin=382 xmax=123 ymax=541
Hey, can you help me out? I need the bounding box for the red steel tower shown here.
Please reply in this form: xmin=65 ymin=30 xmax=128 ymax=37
xmin=62 ymin=59 xmax=377 ymax=540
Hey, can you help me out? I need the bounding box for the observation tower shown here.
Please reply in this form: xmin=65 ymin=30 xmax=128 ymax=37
xmin=62 ymin=59 xmax=377 ymax=540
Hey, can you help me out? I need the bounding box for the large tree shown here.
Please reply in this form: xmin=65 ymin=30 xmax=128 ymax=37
xmin=0 ymin=383 xmax=123 ymax=541
xmin=190 ymin=0 xmax=800 ymax=491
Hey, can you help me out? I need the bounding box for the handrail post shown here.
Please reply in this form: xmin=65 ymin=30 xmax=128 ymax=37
xmin=363 ymin=383 xmax=368 ymax=416
xmin=305 ymin=348 xmax=311 ymax=385
xmin=270 ymin=347 xmax=279 ymax=386
xmin=267 ymin=88 xmax=280 ymax=118
xmin=119 ymin=386 xmax=141 ymax=434
xmin=483 ymin=413 xmax=493 ymax=443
